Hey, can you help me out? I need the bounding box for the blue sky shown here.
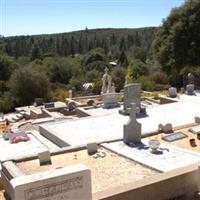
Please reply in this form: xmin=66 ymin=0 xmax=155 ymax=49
xmin=1 ymin=0 xmax=186 ymax=36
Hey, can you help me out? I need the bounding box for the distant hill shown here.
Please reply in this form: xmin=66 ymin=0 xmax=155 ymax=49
xmin=0 ymin=27 xmax=157 ymax=59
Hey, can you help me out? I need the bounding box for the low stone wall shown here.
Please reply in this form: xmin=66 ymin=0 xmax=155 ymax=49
xmin=76 ymin=107 xmax=91 ymax=118
xmin=160 ymin=96 xmax=178 ymax=105
xmin=39 ymin=125 xmax=70 ymax=148
xmin=30 ymin=109 xmax=50 ymax=119
xmin=93 ymin=164 xmax=199 ymax=200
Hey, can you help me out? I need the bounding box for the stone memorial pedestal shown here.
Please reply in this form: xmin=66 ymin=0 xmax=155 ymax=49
xmin=102 ymin=93 xmax=120 ymax=109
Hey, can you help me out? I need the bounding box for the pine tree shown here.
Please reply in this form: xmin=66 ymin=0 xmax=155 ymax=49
xmin=70 ymin=36 xmax=75 ymax=58
xmin=126 ymin=64 xmax=134 ymax=84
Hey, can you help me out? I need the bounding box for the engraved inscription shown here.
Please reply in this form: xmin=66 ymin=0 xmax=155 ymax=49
xmin=24 ymin=176 xmax=83 ymax=200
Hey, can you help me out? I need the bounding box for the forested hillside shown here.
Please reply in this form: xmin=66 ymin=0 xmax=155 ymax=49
xmin=0 ymin=27 xmax=156 ymax=59
xmin=0 ymin=27 xmax=163 ymax=112
xmin=1 ymin=0 xmax=200 ymax=113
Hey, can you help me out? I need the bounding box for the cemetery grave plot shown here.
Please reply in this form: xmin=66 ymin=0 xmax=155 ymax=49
xmin=102 ymin=139 xmax=200 ymax=172
xmin=0 ymin=133 xmax=49 ymax=162
xmin=16 ymin=148 xmax=158 ymax=193
xmin=150 ymin=125 xmax=200 ymax=153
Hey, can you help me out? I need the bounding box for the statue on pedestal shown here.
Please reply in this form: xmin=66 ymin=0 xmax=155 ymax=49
xmin=101 ymin=68 xmax=112 ymax=94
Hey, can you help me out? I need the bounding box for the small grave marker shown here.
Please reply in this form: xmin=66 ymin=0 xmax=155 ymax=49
xmin=87 ymin=143 xmax=98 ymax=155
xmin=38 ymin=150 xmax=52 ymax=165
xmin=162 ymin=132 xmax=187 ymax=142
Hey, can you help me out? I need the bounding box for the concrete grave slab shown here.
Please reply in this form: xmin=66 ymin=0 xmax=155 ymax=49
xmin=40 ymin=100 xmax=200 ymax=147
xmin=10 ymin=164 xmax=92 ymax=200
xmin=0 ymin=134 xmax=48 ymax=162
xmin=102 ymin=139 xmax=200 ymax=172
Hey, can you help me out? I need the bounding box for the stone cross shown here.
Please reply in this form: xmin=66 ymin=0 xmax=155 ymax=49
xmin=123 ymin=103 xmax=141 ymax=144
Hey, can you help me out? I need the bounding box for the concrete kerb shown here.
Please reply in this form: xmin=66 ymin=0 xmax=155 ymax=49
xmin=93 ymin=163 xmax=199 ymax=200
xmin=2 ymin=163 xmax=92 ymax=200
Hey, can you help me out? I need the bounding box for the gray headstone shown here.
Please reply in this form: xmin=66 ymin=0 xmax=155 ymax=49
xmin=195 ymin=116 xmax=200 ymax=124
xmin=9 ymin=164 xmax=92 ymax=200
xmin=38 ymin=150 xmax=51 ymax=165
xmin=123 ymin=103 xmax=141 ymax=144
xmin=180 ymin=87 xmax=185 ymax=93
xmin=168 ymin=87 xmax=177 ymax=98
xmin=186 ymin=84 xmax=195 ymax=95
xmin=124 ymin=83 xmax=141 ymax=111
xmin=87 ymin=143 xmax=98 ymax=155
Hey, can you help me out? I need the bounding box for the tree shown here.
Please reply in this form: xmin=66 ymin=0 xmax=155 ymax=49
xmin=9 ymin=67 xmax=51 ymax=105
xmin=0 ymin=55 xmax=18 ymax=81
xmin=126 ymin=64 xmax=134 ymax=84
xmin=30 ymin=44 xmax=42 ymax=61
xmin=118 ymin=50 xmax=128 ymax=67
xmin=0 ymin=92 xmax=14 ymax=113
xmin=119 ymin=37 xmax=126 ymax=51
xmin=133 ymin=46 xmax=147 ymax=62
xmin=153 ymin=0 xmax=200 ymax=74
xmin=81 ymin=48 xmax=106 ymax=70
xmin=111 ymin=67 xmax=126 ymax=92
xmin=132 ymin=59 xmax=149 ymax=79
xmin=70 ymin=36 xmax=76 ymax=58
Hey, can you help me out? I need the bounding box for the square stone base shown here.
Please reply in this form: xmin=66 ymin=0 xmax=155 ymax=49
xmin=119 ymin=107 xmax=146 ymax=117
xmin=102 ymin=102 xmax=120 ymax=109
